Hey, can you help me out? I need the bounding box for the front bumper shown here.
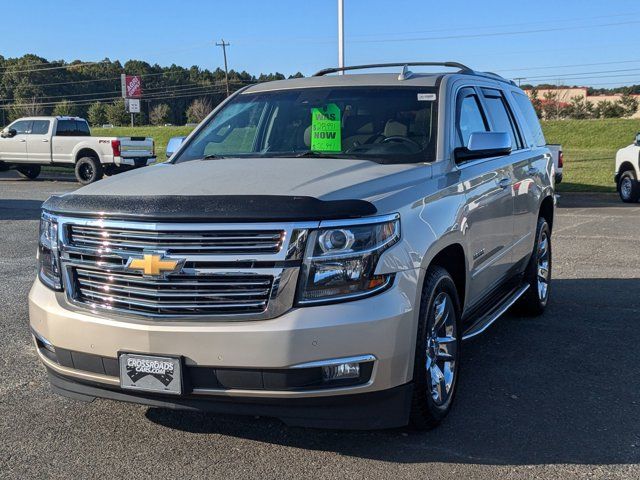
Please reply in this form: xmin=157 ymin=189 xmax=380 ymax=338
xmin=29 ymin=269 xmax=421 ymax=426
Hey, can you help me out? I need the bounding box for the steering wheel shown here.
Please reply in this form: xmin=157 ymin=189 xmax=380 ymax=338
xmin=381 ymin=136 xmax=422 ymax=150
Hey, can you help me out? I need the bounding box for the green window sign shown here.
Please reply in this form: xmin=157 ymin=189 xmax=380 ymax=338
xmin=311 ymin=103 xmax=341 ymax=152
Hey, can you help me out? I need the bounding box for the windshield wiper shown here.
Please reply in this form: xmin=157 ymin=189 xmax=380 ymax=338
xmin=293 ymin=151 xmax=343 ymax=159
xmin=202 ymin=154 xmax=226 ymax=160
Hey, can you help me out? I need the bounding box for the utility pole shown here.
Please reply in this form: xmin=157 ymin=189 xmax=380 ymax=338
xmin=514 ymin=77 xmax=525 ymax=87
xmin=216 ymin=39 xmax=231 ymax=96
xmin=338 ymin=0 xmax=345 ymax=74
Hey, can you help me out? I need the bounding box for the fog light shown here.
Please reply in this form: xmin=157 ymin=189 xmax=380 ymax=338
xmin=322 ymin=362 xmax=360 ymax=381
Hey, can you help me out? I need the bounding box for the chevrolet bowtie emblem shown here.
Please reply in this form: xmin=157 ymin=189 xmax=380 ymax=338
xmin=126 ymin=254 xmax=183 ymax=277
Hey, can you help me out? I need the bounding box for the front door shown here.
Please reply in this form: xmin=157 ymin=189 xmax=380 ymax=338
xmin=0 ymin=120 xmax=32 ymax=163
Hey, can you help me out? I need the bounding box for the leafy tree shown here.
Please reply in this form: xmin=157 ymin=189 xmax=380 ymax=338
xmin=186 ymin=98 xmax=212 ymax=124
xmin=105 ymin=99 xmax=129 ymax=126
xmin=87 ymin=102 xmax=108 ymax=126
xmin=52 ymin=99 xmax=78 ymax=117
xmin=566 ymin=97 xmax=594 ymax=119
xmin=618 ymin=92 xmax=639 ymax=118
xmin=149 ymin=103 xmax=171 ymax=125
xmin=594 ymin=100 xmax=625 ymax=119
xmin=529 ymin=88 xmax=543 ymax=118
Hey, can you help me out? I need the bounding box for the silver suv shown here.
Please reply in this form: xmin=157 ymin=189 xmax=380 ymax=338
xmin=30 ymin=62 xmax=554 ymax=430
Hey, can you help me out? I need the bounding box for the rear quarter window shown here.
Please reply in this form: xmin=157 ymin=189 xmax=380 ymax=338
xmin=511 ymin=91 xmax=546 ymax=147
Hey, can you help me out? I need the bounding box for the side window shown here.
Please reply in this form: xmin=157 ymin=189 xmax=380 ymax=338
xmin=75 ymin=121 xmax=91 ymax=136
xmin=511 ymin=91 xmax=546 ymax=147
xmin=55 ymin=120 xmax=76 ymax=136
xmin=11 ymin=120 xmax=32 ymax=134
xmin=31 ymin=120 xmax=50 ymax=135
xmin=456 ymin=89 xmax=489 ymax=148
xmin=481 ymin=88 xmax=523 ymax=150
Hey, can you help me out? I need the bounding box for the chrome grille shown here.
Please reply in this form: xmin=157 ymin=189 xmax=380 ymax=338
xmin=69 ymin=225 xmax=285 ymax=255
xmin=74 ymin=268 xmax=273 ymax=316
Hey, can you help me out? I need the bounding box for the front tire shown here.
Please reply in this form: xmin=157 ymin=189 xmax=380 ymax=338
xmin=516 ymin=217 xmax=551 ymax=316
xmin=618 ymin=170 xmax=640 ymax=203
xmin=409 ymin=266 xmax=462 ymax=430
xmin=16 ymin=165 xmax=41 ymax=180
xmin=75 ymin=157 xmax=103 ymax=185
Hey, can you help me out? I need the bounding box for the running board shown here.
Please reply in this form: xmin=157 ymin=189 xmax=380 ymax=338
xmin=462 ymin=284 xmax=530 ymax=340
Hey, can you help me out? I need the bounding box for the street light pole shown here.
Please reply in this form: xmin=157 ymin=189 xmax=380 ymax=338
xmin=338 ymin=0 xmax=344 ymax=74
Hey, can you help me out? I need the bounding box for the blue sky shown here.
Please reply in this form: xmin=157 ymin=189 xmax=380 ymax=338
xmin=3 ymin=0 xmax=640 ymax=87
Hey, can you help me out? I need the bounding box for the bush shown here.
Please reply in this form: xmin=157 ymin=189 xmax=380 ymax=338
xmin=186 ymin=98 xmax=212 ymax=124
xmin=51 ymin=99 xmax=78 ymax=117
xmin=594 ymin=100 xmax=626 ymax=119
xmin=149 ymin=103 xmax=170 ymax=126
xmin=105 ymin=99 xmax=129 ymax=126
xmin=87 ymin=102 xmax=107 ymax=126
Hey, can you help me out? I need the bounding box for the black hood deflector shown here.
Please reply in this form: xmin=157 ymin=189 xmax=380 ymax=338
xmin=42 ymin=194 xmax=377 ymax=222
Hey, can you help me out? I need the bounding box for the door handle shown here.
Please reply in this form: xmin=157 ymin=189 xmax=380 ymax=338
xmin=42 ymin=138 xmax=49 ymax=142
xmin=19 ymin=139 xmax=26 ymax=142
xmin=498 ymin=177 xmax=512 ymax=189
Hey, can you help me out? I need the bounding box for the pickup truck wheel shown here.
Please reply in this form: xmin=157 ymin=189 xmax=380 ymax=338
xmin=409 ymin=266 xmax=461 ymax=430
xmin=16 ymin=165 xmax=41 ymax=180
xmin=516 ymin=217 xmax=551 ymax=316
xmin=618 ymin=170 xmax=640 ymax=203
xmin=75 ymin=157 xmax=103 ymax=185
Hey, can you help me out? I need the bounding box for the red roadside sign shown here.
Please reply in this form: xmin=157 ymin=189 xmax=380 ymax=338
xmin=121 ymin=74 xmax=142 ymax=98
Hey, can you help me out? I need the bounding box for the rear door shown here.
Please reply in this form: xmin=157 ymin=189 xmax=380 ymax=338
xmin=26 ymin=119 xmax=52 ymax=164
xmin=455 ymin=87 xmax=515 ymax=307
xmin=51 ymin=119 xmax=79 ymax=163
xmin=0 ymin=120 xmax=32 ymax=163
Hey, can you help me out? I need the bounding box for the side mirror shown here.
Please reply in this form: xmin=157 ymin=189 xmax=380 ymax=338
xmin=455 ymin=132 xmax=512 ymax=163
xmin=1 ymin=128 xmax=16 ymax=138
xmin=165 ymin=136 xmax=185 ymax=159
xmin=635 ymin=132 xmax=640 ymax=146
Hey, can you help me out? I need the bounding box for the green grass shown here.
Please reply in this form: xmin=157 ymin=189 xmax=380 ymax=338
xmin=46 ymin=120 xmax=638 ymax=192
xmin=542 ymin=118 xmax=640 ymax=193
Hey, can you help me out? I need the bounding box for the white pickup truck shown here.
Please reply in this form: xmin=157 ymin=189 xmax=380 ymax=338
xmin=0 ymin=116 xmax=155 ymax=184
xmin=548 ymin=144 xmax=563 ymax=184
xmin=615 ymin=133 xmax=640 ymax=202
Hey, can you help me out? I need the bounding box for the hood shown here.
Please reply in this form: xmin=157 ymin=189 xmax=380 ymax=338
xmin=75 ymin=157 xmax=431 ymax=205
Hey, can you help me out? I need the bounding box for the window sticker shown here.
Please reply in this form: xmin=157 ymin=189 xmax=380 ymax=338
xmin=418 ymin=93 xmax=437 ymax=101
xmin=311 ymin=103 xmax=341 ymax=152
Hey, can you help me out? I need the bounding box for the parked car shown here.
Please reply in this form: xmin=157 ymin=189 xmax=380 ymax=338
xmin=165 ymin=136 xmax=186 ymax=159
xmin=615 ymin=132 xmax=640 ymax=202
xmin=548 ymin=143 xmax=563 ymax=184
xmin=0 ymin=116 xmax=155 ymax=184
xmin=30 ymin=62 xmax=555 ymax=430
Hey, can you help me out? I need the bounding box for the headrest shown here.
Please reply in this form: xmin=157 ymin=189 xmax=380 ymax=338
xmin=384 ymin=120 xmax=407 ymax=137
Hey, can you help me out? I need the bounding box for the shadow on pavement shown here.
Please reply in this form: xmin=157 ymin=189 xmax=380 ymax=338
xmin=0 ymin=199 xmax=44 ymax=220
xmin=145 ymin=277 xmax=640 ymax=466
xmin=557 ymin=191 xmax=638 ymax=209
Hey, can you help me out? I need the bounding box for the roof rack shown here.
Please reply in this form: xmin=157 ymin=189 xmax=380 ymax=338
xmin=313 ymin=62 xmax=474 ymax=77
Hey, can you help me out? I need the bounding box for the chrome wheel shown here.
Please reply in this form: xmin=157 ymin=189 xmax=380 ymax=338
xmin=537 ymin=231 xmax=550 ymax=301
xmin=621 ymin=177 xmax=633 ymax=200
xmin=426 ymin=292 xmax=457 ymax=406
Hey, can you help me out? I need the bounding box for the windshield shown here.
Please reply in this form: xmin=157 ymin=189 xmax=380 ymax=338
xmin=173 ymin=87 xmax=438 ymax=164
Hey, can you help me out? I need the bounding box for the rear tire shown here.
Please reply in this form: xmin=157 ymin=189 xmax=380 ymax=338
xmin=515 ymin=217 xmax=551 ymax=316
xmin=16 ymin=165 xmax=41 ymax=180
xmin=75 ymin=157 xmax=103 ymax=185
xmin=409 ymin=266 xmax=462 ymax=430
xmin=618 ymin=170 xmax=640 ymax=203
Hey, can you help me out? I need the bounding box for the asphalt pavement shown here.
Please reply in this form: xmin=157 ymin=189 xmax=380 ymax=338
xmin=0 ymin=170 xmax=638 ymax=479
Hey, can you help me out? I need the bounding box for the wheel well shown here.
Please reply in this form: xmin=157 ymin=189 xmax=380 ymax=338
xmin=539 ymin=195 xmax=554 ymax=232
xmin=429 ymin=244 xmax=466 ymax=309
xmin=618 ymin=161 xmax=636 ymax=177
xmin=76 ymin=149 xmax=99 ymax=163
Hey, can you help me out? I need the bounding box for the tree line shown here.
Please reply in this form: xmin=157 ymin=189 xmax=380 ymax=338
xmin=0 ymin=54 xmax=303 ymax=126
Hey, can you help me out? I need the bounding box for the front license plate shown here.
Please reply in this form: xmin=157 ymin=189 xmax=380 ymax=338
xmin=119 ymin=353 xmax=182 ymax=395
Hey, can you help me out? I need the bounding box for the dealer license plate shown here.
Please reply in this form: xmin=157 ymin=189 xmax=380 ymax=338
xmin=119 ymin=353 xmax=182 ymax=395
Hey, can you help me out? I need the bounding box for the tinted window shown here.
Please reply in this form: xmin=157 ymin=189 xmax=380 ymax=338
xmin=11 ymin=120 xmax=32 ymax=134
xmin=481 ymin=89 xmax=522 ymax=149
xmin=31 ymin=120 xmax=50 ymax=135
xmin=457 ymin=93 xmax=488 ymax=147
xmin=75 ymin=120 xmax=90 ymax=136
xmin=55 ymin=120 xmax=77 ymax=136
xmin=511 ymin=91 xmax=546 ymax=147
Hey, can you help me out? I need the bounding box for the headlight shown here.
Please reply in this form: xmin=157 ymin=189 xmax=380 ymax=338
xmin=38 ymin=212 xmax=62 ymax=290
xmin=296 ymin=215 xmax=400 ymax=305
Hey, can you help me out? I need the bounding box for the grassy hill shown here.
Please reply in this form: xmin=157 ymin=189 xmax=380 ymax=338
xmin=543 ymin=118 xmax=640 ymax=192
xmin=58 ymin=119 xmax=639 ymax=193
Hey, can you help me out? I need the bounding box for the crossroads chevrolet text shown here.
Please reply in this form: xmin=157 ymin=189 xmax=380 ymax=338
xmin=30 ymin=62 xmax=555 ymax=429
